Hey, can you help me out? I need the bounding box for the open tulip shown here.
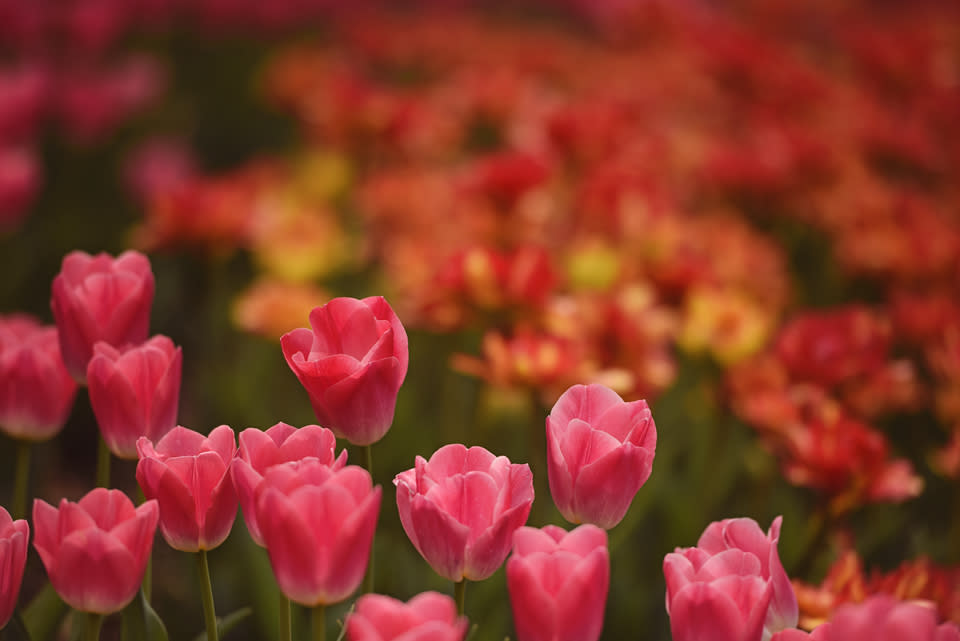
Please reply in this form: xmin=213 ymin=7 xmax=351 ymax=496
xmin=87 ymin=335 xmax=181 ymax=459
xmin=346 ymin=592 xmax=468 ymax=641
xmin=507 ymin=525 xmax=609 ymax=641
xmin=231 ymin=422 xmax=347 ymax=546
xmin=136 ymin=425 xmax=237 ymax=552
xmin=50 ymin=250 xmax=154 ymax=382
xmin=281 ymin=296 xmax=408 ymax=445
xmin=0 ymin=315 xmax=77 ymax=441
xmin=255 ymin=460 xmax=381 ymax=606
xmin=394 ymin=444 xmax=534 ymax=582
xmin=0 ymin=506 xmax=29 ymax=629
xmin=32 ymin=489 xmax=158 ymax=614
xmin=546 ymin=383 xmax=656 ymax=528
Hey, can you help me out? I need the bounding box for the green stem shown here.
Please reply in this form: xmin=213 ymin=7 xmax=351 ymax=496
xmin=137 ymin=487 xmax=153 ymax=602
xmin=279 ymin=593 xmax=291 ymax=641
xmin=454 ymin=580 xmax=466 ymax=617
xmin=96 ymin=436 xmax=111 ymax=488
xmin=197 ymin=550 xmax=219 ymax=641
xmin=361 ymin=444 xmax=375 ymax=594
xmin=312 ymin=604 xmax=326 ymax=641
xmin=83 ymin=612 xmax=103 ymax=641
xmin=12 ymin=440 xmax=31 ymax=520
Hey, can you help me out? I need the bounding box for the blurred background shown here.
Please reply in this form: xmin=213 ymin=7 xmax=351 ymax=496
xmin=1 ymin=0 xmax=959 ymax=639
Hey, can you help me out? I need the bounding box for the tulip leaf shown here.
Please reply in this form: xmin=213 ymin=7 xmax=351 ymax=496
xmin=2 ymin=610 xmax=34 ymax=641
xmin=121 ymin=589 xmax=168 ymax=641
xmin=189 ymin=607 xmax=252 ymax=641
xmin=22 ymin=584 xmax=66 ymax=641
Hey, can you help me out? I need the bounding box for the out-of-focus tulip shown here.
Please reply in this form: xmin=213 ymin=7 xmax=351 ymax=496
xmin=394 ymin=444 xmax=534 ymax=582
xmin=0 ymin=506 xmax=29 ymax=629
xmin=123 ymin=136 xmax=196 ymax=204
xmin=231 ymin=422 xmax=347 ymax=546
xmin=771 ymin=626 xmax=832 ymax=641
xmin=50 ymin=250 xmax=155 ymax=382
xmin=0 ymin=314 xmax=77 ymax=441
xmin=546 ymin=383 xmax=656 ymax=529
xmin=281 ymin=296 xmax=408 ymax=446
xmin=0 ymin=146 xmax=40 ymax=231
xmin=507 ymin=525 xmax=609 ymax=641
xmin=136 ymin=425 xmax=237 ymax=552
xmin=823 ymin=596 xmax=959 ymax=641
xmin=255 ymin=460 xmax=381 ymax=606
xmin=346 ymin=591 xmax=468 ymax=641
xmin=33 ymin=489 xmax=158 ymax=614
xmin=86 ymin=335 xmax=181 ymax=459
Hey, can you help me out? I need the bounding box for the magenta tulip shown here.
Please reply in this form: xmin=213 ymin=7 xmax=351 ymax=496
xmin=346 ymin=592 xmax=468 ymax=641
xmin=281 ymin=296 xmax=408 ymax=445
xmin=507 ymin=525 xmax=609 ymax=641
xmin=255 ymin=460 xmax=381 ymax=606
xmin=136 ymin=425 xmax=237 ymax=552
xmin=32 ymin=489 xmax=158 ymax=614
xmin=0 ymin=506 xmax=29 ymax=629
xmin=394 ymin=444 xmax=534 ymax=582
xmin=87 ymin=335 xmax=181 ymax=459
xmin=231 ymin=422 xmax=347 ymax=546
xmin=50 ymin=250 xmax=154 ymax=382
xmin=0 ymin=314 xmax=77 ymax=441
xmin=546 ymin=383 xmax=656 ymax=529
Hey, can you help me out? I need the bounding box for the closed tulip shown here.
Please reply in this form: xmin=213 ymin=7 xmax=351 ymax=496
xmin=231 ymin=422 xmax=347 ymax=546
xmin=87 ymin=335 xmax=181 ymax=459
xmin=506 ymin=525 xmax=609 ymax=641
xmin=32 ymin=489 xmax=158 ymax=614
xmin=823 ymin=596 xmax=960 ymax=641
xmin=50 ymin=250 xmax=154 ymax=382
xmin=0 ymin=315 xmax=77 ymax=441
xmin=771 ymin=626 xmax=831 ymax=641
xmin=394 ymin=444 xmax=534 ymax=582
xmin=136 ymin=425 xmax=237 ymax=552
xmin=281 ymin=296 xmax=408 ymax=445
xmin=0 ymin=506 xmax=29 ymax=629
xmin=346 ymin=592 xmax=468 ymax=641
xmin=255 ymin=460 xmax=381 ymax=606
xmin=546 ymin=383 xmax=656 ymax=529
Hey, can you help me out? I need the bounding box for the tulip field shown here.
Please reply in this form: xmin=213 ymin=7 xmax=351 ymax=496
xmin=1 ymin=1 xmax=960 ymax=640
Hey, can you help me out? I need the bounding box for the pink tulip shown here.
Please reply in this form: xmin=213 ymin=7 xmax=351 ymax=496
xmin=87 ymin=335 xmax=181 ymax=459
xmin=255 ymin=460 xmax=381 ymax=606
xmin=346 ymin=592 xmax=468 ymax=641
xmin=0 ymin=506 xmax=29 ymax=629
xmin=394 ymin=444 xmax=534 ymax=582
xmin=0 ymin=314 xmax=77 ymax=441
xmin=136 ymin=425 xmax=237 ymax=552
xmin=0 ymin=146 xmax=40 ymax=231
xmin=546 ymin=383 xmax=656 ymax=529
xmin=281 ymin=296 xmax=408 ymax=445
xmin=506 ymin=525 xmax=609 ymax=641
xmin=770 ymin=626 xmax=831 ymax=641
xmin=821 ymin=596 xmax=960 ymax=641
xmin=231 ymin=422 xmax=347 ymax=546
xmin=32 ymin=489 xmax=158 ymax=614
xmin=50 ymin=250 xmax=155 ymax=382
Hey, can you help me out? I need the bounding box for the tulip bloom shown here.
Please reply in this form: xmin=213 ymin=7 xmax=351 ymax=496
xmin=255 ymin=460 xmax=381 ymax=606
xmin=820 ymin=596 xmax=960 ymax=641
xmin=0 ymin=506 xmax=29 ymax=629
xmin=86 ymin=335 xmax=181 ymax=459
xmin=394 ymin=444 xmax=534 ymax=582
xmin=0 ymin=315 xmax=77 ymax=441
xmin=50 ymin=250 xmax=155 ymax=382
xmin=546 ymin=383 xmax=656 ymax=529
xmin=136 ymin=425 xmax=237 ymax=552
xmin=231 ymin=422 xmax=347 ymax=546
xmin=281 ymin=296 xmax=408 ymax=445
xmin=771 ymin=627 xmax=832 ymax=641
xmin=33 ymin=489 xmax=158 ymax=614
xmin=346 ymin=592 xmax=468 ymax=641
xmin=507 ymin=525 xmax=609 ymax=641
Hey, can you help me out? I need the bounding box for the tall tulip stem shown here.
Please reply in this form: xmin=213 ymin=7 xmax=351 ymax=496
xmin=83 ymin=612 xmax=103 ymax=641
xmin=454 ymin=580 xmax=466 ymax=616
xmin=279 ymin=593 xmax=291 ymax=641
xmin=96 ymin=436 xmax=111 ymax=488
xmin=197 ymin=550 xmax=219 ymax=641
xmin=312 ymin=604 xmax=326 ymax=641
xmin=12 ymin=440 xmax=31 ymax=519
xmin=361 ymin=444 xmax=375 ymax=594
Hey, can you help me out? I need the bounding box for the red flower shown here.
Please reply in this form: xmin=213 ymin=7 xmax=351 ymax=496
xmin=0 ymin=506 xmax=29 ymax=629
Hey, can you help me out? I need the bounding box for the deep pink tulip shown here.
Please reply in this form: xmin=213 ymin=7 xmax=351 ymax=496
xmin=507 ymin=525 xmax=609 ymax=641
xmin=820 ymin=596 xmax=960 ymax=641
xmin=546 ymin=384 xmax=656 ymax=529
xmin=136 ymin=425 xmax=237 ymax=552
xmin=0 ymin=146 xmax=40 ymax=231
xmin=281 ymin=296 xmax=408 ymax=445
xmin=0 ymin=314 xmax=77 ymax=441
xmin=0 ymin=506 xmax=29 ymax=629
xmin=771 ymin=625 xmax=832 ymax=641
xmin=231 ymin=422 xmax=347 ymax=546
xmin=50 ymin=250 xmax=155 ymax=382
xmin=32 ymin=489 xmax=158 ymax=614
xmin=87 ymin=335 xmax=181 ymax=459
xmin=394 ymin=444 xmax=534 ymax=582
xmin=346 ymin=592 xmax=468 ymax=641
xmin=255 ymin=460 xmax=381 ymax=606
